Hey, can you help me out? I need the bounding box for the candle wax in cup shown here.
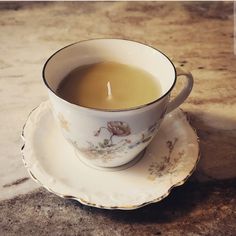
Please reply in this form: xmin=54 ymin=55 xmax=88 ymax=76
xmin=56 ymin=61 xmax=162 ymax=110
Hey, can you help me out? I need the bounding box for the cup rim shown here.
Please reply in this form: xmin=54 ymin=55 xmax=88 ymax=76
xmin=42 ymin=38 xmax=177 ymax=112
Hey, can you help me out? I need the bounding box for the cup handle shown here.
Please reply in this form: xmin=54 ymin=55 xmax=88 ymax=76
xmin=166 ymin=67 xmax=193 ymax=113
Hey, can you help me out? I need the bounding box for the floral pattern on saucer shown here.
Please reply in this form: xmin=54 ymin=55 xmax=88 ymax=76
xmin=147 ymin=138 xmax=186 ymax=180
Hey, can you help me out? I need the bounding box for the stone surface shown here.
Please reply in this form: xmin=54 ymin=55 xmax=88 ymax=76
xmin=0 ymin=181 xmax=235 ymax=236
xmin=0 ymin=1 xmax=235 ymax=235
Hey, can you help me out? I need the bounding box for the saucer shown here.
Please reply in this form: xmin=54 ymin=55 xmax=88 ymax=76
xmin=21 ymin=101 xmax=199 ymax=210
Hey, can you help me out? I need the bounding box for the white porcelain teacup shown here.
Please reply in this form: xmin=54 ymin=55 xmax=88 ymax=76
xmin=43 ymin=39 xmax=193 ymax=168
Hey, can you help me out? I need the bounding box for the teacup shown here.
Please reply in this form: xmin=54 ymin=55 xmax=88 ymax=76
xmin=43 ymin=39 xmax=193 ymax=168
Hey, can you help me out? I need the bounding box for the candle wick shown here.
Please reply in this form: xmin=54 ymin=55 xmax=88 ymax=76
xmin=107 ymin=81 xmax=112 ymax=99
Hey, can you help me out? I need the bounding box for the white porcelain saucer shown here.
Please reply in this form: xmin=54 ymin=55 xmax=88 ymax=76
xmin=21 ymin=101 xmax=199 ymax=210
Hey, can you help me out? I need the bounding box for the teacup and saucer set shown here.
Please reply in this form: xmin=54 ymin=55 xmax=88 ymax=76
xmin=21 ymin=39 xmax=199 ymax=210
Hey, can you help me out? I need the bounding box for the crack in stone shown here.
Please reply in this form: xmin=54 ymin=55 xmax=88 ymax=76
xmin=3 ymin=177 xmax=30 ymax=188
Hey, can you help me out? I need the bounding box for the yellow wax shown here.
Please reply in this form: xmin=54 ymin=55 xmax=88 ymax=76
xmin=57 ymin=61 xmax=162 ymax=110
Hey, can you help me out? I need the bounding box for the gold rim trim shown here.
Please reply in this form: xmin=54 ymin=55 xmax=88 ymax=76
xmin=21 ymin=102 xmax=200 ymax=210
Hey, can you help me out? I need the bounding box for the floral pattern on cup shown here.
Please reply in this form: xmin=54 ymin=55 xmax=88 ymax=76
xmin=147 ymin=138 xmax=186 ymax=180
xmin=70 ymin=121 xmax=158 ymax=162
xmin=94 ymin=121 xmax=131 ymax=146
xmin=58 ymin=113 xmax=70 ymax=132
